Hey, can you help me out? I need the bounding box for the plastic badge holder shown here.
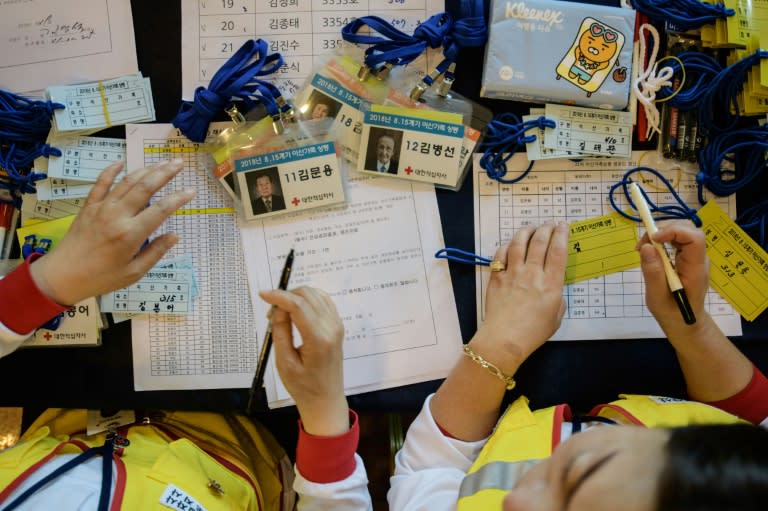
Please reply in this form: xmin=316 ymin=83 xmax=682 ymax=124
xmin=227 ymin=117 xmax=347 ymax=222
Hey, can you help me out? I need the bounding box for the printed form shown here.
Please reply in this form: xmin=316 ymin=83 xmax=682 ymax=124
xmin=181 ymin=0 xmax=443 ymax=98
xmin=0 ymin=0 xmax=138 ymax=93
xmin=474 ymin=151 xmax=743 ymax=340
xmin=240 ymin=160 xmax=462 ymax=407
xmin=127 ymin=123 xmax=259 ymax=390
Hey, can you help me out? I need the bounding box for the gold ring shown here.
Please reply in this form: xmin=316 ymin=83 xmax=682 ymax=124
xmin=489 ymin=260 xmax=506 ymax=272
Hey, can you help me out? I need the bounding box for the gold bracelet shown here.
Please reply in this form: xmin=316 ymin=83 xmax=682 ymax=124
xmin=462 ymin=344 xmax=517 ymax=390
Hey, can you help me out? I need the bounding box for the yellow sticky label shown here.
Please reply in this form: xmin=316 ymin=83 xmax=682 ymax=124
xmin=16 ymin=214 xmax=76 ymax=251
xmin=371 ymin=103 xmax=463 ymax=124
xmin=565 ymin=213 xmax=640 ymax=285
xmin=699 ymin=201 xmax=768 ymax=321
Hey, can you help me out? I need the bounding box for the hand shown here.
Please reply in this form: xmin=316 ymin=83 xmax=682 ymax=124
xmin=259 ymin=286 xmax=349 ymax=436
xmin=637 ymin=220 xmax=710 ymax=332
xmin=472 ymin=222 xmax=569 ymax=372
xmin=30 ymin=159 xmax=195 ymax=305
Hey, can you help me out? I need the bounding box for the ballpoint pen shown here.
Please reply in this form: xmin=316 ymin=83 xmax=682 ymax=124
xmin=629 ymin=182 xmax=696 ymax=325
xmin=246 ymin=248 xmax=295 ymax=414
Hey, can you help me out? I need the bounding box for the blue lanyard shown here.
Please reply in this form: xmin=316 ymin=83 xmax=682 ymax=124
xmin=479 ymin=113 xmax=555 ymax=184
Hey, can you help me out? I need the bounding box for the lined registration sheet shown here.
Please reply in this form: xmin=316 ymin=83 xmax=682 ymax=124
xmin=181 ymin=0 xmax=443 ymax=98
xmin=473 ymin=151 xmax=743 ymax=340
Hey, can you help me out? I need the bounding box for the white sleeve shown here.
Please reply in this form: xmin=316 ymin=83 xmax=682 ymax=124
xmin=0 ymin=320 xmax=32 ymax=358
xmin=388 ymin=394 xmax=488 ymax=511
xmin=295 ymin=454 xmax=373 ymax=511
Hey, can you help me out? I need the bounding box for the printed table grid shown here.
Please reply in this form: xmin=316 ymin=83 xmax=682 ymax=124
xmin=144 ymin=139 xmax=258 ymax=376
xmin=478 ymin=168 xmax=735 ymax=323
xmin=189 ymin=0 xmax=439 ymax=96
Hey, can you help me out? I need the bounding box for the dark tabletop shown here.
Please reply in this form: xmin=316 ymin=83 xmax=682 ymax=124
xmin=1 ymin=0 xmax=767 ymax=419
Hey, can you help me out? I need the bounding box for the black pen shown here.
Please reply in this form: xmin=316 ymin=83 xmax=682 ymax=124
xmin=246 ymin=248 xmax=295 ymax=414
xmin=629 ymin=183 xmax=696 ymax=324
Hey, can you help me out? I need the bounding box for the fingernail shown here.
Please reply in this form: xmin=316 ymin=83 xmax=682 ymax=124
xmin=170 ymin=158 xmax=184 ymax=168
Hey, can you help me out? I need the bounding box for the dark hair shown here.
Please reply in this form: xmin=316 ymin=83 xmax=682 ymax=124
xmin=656 ymin=424 xmax=768 ymax=511
xmin=255 ymin=173 xmax=273 ymax=184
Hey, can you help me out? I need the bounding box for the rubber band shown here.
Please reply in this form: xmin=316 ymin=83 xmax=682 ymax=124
xmin=652 ymin=55 xmax=686 ymax=104
xmin=97 ymin=81 xmax=112 ymax=128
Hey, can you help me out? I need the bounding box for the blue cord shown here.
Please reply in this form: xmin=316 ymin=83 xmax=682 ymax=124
xmin=172 ymin=39 xmax=285 ymax=142
xmin=629 ymin=0 xmax=733 ymax=32
xmin=608 ymin=167 xmax=702 ymax=227
xmin=657 ymin=51 xmax=722 ymax=112
xmin=479 ymin=113 xmax=555 ymax=184
xmin=737 ymin=199 xmax=768 ymax=249
xmin=434 ymin=247 xmax=491 ymax=266
xmin=696 ymin=124 xmax=768 ymax=204
xmin=341 ymin=13 xmax=452 ymax=74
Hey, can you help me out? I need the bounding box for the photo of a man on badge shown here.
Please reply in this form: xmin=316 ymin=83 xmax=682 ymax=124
xmin=364 ymin=128 xmax=400 ymax=175
xmin=247 ymin=167 xmax=286 ymax=215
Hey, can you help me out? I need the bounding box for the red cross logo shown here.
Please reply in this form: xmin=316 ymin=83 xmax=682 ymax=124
xmin=44 ymin=332 xmax=52 ymax=341
xmin=405 ymin=166 xmax=413 ymax=175
xmin=291 ymin=197 xmax=301 ymax=206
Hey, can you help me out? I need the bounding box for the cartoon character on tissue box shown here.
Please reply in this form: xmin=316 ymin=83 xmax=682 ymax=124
xmin=556 ymin=17 xmax=626 ymax=97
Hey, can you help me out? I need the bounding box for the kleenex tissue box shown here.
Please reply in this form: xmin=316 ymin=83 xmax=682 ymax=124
xmin=481 ymin=0 xmax=636 ymax=110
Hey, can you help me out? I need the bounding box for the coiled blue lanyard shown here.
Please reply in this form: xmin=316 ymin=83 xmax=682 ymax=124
xmin=629 ymin=0 xmax=734 ymax=32
xmin=172 ymin=39 xmax=288 ymax=142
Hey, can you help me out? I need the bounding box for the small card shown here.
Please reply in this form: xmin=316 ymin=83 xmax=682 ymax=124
xmin=48 ymin=73 xmax=156 ymax=132
xmin=21 ymin=195 xmax=84 ymax=223
xmin=524 ymin=108 xmax=576 ymax=160
xmin=358 ymin=104 xmax=464 ymax=187
xmin=46 ymin=136 xmax=126 ymax=181
xmin=86 ymin=410 xmax=136 ymax=436
xmin=24 ymin=298 xmax=102 ymax=348
xmin=565 ymin=213 xmax=640 ymax=284
xmin=16 ymin=214 xmax=76 ymax=252
xmin=699 ymin=201 xmax=768 ymax=321
xmin=235 ymin=141 xmax=345 ymax=220
xmin=36 ymin=177 xmax=94 ymax=200
xmin=544 ymin=104 xmax=633 ymax=158
xmin=100 ymin=268 xmax=195 ymax=315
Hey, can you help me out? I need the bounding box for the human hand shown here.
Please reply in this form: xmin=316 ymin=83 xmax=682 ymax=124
xmin=30 ymin=159 xmax=195 ymax=305
xmin=259 ymin=286 xmax=349 ymax=436
xmin=471 ymin=223 xmax=568 ymax=373
xmin=637 ymin=221 xmax=709 ymax=333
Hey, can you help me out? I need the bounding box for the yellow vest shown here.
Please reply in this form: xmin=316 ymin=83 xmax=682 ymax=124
xmin=457 ymin=395 xmax=746 ymax=510
xmin=0 ymin=409 xmax=295 ymax=511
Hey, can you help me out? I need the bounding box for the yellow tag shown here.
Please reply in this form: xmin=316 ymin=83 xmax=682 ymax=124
xmin=699 ymin=201 xmax=768 ymax=321
xmin=565 ymin=213 xmax=640 ymax=285
xmin=16 ymin=214 xmax=76 ymax=251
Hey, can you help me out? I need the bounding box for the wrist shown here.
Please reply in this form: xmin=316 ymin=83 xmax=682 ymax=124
xmin=468 ymin=330 xmax=527 ymax=375
xmin=297 ymin=394 xmax=350 ymax=436
xmin=28 ymin=254 xmax=78 ymax=306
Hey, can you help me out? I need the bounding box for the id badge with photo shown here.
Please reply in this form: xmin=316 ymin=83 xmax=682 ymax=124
xmin=358 ymin=104 xmax=464 ymax=187
xmin=235 ymin=142 xmax=346 ymax=221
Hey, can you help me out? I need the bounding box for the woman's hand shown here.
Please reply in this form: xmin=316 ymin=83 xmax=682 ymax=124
xmin=471 ymin=222 xmax=569 ymax=372
xmin=30 ymin=159 xmax=195 ymax=305
xmin=259 ymin=286 xmax=349 ymax=436
xmin=637 ymin=221 xmax=710 ymax=334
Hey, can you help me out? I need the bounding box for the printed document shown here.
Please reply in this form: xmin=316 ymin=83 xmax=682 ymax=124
xmin=0 ymin=0 xmax=138 ymax=93
xmin=240 ymin=160 xmax=463 ymax=407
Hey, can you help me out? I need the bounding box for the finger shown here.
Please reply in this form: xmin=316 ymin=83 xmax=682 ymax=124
xmin=108 ymin=164 xmax=156 ymax=200
xmin=639 ymin=243 xmax=668 ymax=294
xmin=292 ymin=287 xmax=337 ymax=317
xmin=121 ymin=159 xmax=186 ymax=214
xmin=268 ymin=307 xmax=302 ymax=371
xmin=544 ymin=222 xmax=569 ymax=275
xmin=258 ymin=289 xmax=317 ymax=341
xmin=490 ymin=242 xmax=509 ymax=276
xmin=508 ymin=226 xmax=535 ymax=268
xmin=526 ymin=223 xmax=556 ymax=266
xmin=126 ymin=233 xmax=179 ymax=280
xmin=651 ymin=224 xmax=707 ymax=269
xmin=85 ymin=161 xmax=124 ymax=204
xmin=134 ymin=188 xmax=196 ymax=236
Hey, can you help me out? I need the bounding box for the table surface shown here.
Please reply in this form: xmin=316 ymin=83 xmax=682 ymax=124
xmin=1 ymin=0 xmax=767 ymax=415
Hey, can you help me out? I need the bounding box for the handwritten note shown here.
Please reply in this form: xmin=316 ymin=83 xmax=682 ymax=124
xmin=699 ymin=201 xmax=768 ymax=321
xmin=544 ymin=104 xmax=633 ymax=158
xmin=0 ymin=0 xmax=138 ymax=93
xmin=566 ymin=213 xmax=640 ymax=284
xmin=101 ymin=268 xmax=195 ymax=315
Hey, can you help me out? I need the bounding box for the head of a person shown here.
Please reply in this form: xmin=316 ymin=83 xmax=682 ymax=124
xmin=376 ymin=133 xmax=396 ymax=165
xmin=502 ymin=423 xmax=768 ymax=511
xmin=255 ymin=174 xmax=274 ymax=199
xmin=311 ymin=101 xmax=332 ymax=119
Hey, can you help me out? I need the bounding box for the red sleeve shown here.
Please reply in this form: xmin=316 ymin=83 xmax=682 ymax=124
xmin=295 ymin=409 xmax=359 ymax=483
xmin=0 ymin=254 xmax=68 ymax=334
xmin=704 ymin=365 xmax=768 ymax=424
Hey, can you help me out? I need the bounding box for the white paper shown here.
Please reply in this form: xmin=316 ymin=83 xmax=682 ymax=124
xmin=126 ymin=123 xmax=260 ymax=390
xmin=474 ymin=151 xmax=743 ymax=340
xmin=240 ymin=160 xmax=462 ymax=407
xmin=24 ymin=297 xmax=102 ymax=347
xmin=181 ymin=0 xmax=444 ymax=99
xmin=0 ymin=0 xmax=138 ymax=93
